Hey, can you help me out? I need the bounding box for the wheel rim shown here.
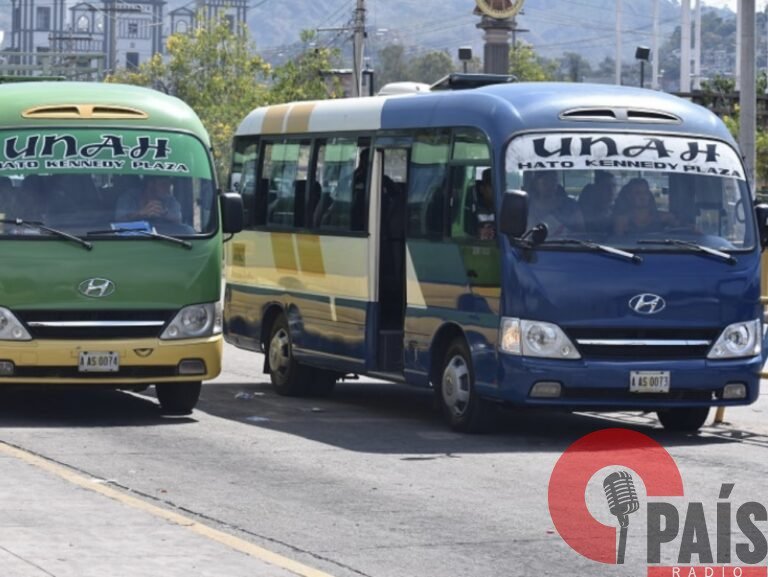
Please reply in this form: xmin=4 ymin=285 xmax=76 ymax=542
xmin=269 ymin=328 xmax=291 ymax=377
xmin=442 ymin=354 xmax=471 ymax=418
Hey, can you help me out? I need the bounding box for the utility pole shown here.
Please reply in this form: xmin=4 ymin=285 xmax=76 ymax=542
xmin=652 ymin=0 xmax=660 ymax=89
xmin=693 ymin=0 xmax=701 ymax=89
xmin=102 ymin=0 xmax=142 ymax=75
xmin=352 ymin=0 xmax=365 ymax=97
xmin=739 ymin=0 xmax=756 ymax=187
xmin=680 ymin=0 xmax=691 ymax=93
xmin=319 ymin=0 xmax=366 ymax=97
xmin=615 ymin=0 xmax=622 ymax=85
xmin=736 ymin=0 xmax=742 ymax=92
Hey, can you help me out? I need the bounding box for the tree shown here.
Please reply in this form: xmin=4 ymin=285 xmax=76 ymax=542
xmin=107 ymin=13 xmax=271 ymax=183
xmin=408 ymin=50 xmax=456 ymax=84
xmin=659 ymin=11 xmax=736 ymax=91
xmin=369 ymin=45 xmax=456 ymax=91
xmin=724 ymin=116 xmax=768 ymax=194
xmin=269 ymin=30 xmax=342 ymax=102
xmin=556 ymin=52 xmax=592 ymax=83
xmin=373 ymin=44 xmax=410 ymax=90
xmin=107 ymin=17 xmax=341 ymax=184
xmin=508 ymin=41 xmax=556 ymax=81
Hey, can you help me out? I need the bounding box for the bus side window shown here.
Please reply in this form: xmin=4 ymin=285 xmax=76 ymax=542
xmin=318 ymin=138 xmax=368 ymax=233
xmin=263 ymin=140 xmax=310 ymax=229
xmin=407 ymin=132 xmax=449 ymax=239
xmin=231 ymin=139 xmax=259 ymax=228
xmin=449 ymin=166 xmax=478 ymax=238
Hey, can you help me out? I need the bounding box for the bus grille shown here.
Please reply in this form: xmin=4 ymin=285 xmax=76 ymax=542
xmin=10 ymin=366 xmax=179 ymax=379
xmin=566 ymin=327 xmax=720 ymax=361
xmin=15 ymin=310 xmax=175 ymax=340
xmin=563 ymin=388 xmax=713 ymax=402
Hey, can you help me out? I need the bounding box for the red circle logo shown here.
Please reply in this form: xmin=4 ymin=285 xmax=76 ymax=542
xmin=548 ymin=428 xmax=685 ymax=564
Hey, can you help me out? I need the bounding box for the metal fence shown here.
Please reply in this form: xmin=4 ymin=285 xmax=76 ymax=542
xmin=0 ymin=52 xmax=106 ymax=81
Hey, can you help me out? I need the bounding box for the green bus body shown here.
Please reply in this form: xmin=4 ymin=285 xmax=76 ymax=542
xmin=0 ymin=81 xmax=228 ymax=414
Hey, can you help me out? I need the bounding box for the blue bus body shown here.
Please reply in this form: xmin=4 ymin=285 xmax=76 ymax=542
xmin=225 ymin=81 xmax=766 ymax=431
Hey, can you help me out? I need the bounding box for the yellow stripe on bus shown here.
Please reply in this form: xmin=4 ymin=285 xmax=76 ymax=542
xmin=296 ymin=234 xmax=325 ymax=276
xmin=229 ymin=231 xmax=370 ymax=300
xmin=286 ymin=102 xmax=315 ymax=134
xmin=262 ymin=104 xmax=291 ymax=134
xmin=405 ymin=247 xmax=427 ymax=309
xmin=271 ymin=232 xmax=298 ymax=272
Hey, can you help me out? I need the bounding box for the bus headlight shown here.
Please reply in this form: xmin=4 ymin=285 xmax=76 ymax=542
xmin=0 ymin=307 xmax=31 ymax=341
xmin=708 ymin=319 xmax=761 ymax=359
xmin=161 ymin=302 xmax=222 ymax=340
xmin=499 ymin=317 xmax=580 ymax=359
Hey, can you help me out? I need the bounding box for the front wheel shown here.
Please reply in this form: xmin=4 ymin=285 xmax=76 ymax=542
xmin=437 ymin=338 xmax=497 ymax=433
xmin=268 ymin=314 xmax=308 ymax=396
xmin=155 ymin=381 xmax=202 ymax=415
xmin=657 ymin=407 xmax=710 ymax=432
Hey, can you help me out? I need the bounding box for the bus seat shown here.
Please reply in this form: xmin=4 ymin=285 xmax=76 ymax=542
xmin=293 ymin=180 xmax=307 ymax=228
xmin=305 ymin=181 xmax=324 ymax=228
xmin=321 ymin=199 xmax=351 ymax=229
xmin=312 ymin=192 xmax=332 ymax=228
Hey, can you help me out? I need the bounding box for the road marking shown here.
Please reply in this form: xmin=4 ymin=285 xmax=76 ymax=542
xmin=0 ymin=441 xmax=336 ymax=577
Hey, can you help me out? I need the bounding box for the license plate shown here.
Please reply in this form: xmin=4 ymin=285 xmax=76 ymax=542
xmin=78 ymin=351 xmax=119 ymax=373
xmin=630 ymin=371 xmax=670 ymax=393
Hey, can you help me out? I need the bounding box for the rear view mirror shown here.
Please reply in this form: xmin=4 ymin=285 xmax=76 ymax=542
xmin=220 ymin=191 xmax=244 ymax=235
xmin=500 ymin=190 xmax=528 ymax=238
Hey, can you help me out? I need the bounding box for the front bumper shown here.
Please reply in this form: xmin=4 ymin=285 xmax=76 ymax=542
xmin=485 ymin=354 xmax=764 ymax=410
xmin=0 ymin=335 xmax=222 ymax=385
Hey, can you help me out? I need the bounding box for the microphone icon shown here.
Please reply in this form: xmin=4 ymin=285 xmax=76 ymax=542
xmin=603 ymin=470 xmax=640 ymax=564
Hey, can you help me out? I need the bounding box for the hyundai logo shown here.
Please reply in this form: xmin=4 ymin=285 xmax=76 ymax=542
xmin=629 ymin=293 xmax=666 ymax=315
xmin=78 ymin=278 xmax=115 ymax=298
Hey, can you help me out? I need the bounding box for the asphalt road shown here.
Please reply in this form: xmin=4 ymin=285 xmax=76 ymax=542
xmin=1 ymin=343 xmax=768 ymax=577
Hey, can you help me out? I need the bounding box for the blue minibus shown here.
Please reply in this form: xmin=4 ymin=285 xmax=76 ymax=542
xmin=224 ymin=77 xmax=768 ymax=432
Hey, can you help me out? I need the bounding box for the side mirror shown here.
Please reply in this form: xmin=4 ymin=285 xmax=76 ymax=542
xmin=755 ymin=203 xmax=768 ymax=249
xmin=220 ymin=191 xmax=244 ymax=235
xmin=499 ymin=189 xmax=528 ymax=238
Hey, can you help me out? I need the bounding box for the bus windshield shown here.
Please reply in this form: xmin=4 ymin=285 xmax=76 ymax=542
xmin=0 ymin=129 xmax=217 ymax=237
xmin=505 ymin=132 xmax=754 ymax=251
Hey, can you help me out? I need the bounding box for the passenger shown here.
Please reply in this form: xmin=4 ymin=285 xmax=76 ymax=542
xmin=613 ymin=177 xmax=675 ymax=235
xmin=114 ymin=175 xmax=181 ymax=223
xmin=527 ymin=170 xmax=584 ymax=235
xmin=578 ymin=170 xmax=616 ymax=234
xmin=474 ymin=168 xmax=495 ymax=240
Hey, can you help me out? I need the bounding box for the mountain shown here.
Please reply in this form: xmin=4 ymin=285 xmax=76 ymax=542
xmin=244 ymin=0 xmax=734 ymax=66
xmin=0 ymin=0 xmax=737 ymax=68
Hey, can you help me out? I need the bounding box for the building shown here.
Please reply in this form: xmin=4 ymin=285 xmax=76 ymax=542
xmin=4 ymin=0 xmax=247 ymax=79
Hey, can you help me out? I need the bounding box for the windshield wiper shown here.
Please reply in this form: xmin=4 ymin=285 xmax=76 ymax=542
xmin=0 ymin=218 xmax=92 ymax=250
xmin=637 ymin=239 xmax=736 ymax=264
xmin=543 ymin=238 xmax=642 ymax=263
xmin=86 ymin=228 xmax=192 ymax=249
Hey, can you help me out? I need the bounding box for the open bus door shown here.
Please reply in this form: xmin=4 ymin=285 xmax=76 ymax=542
xmin=372 ymin=146 xmax=408 ymax=373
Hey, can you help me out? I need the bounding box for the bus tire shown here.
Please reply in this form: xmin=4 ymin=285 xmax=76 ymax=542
xmin=438 ymin=338 xmax=496 ymax=433
xmin=156 ymin=381 xmax=202 ymax=415
xmin=268 ymin=314 xmax=309 ymax=396
xmin=656 ymin=407 xmax=710 ymax=432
